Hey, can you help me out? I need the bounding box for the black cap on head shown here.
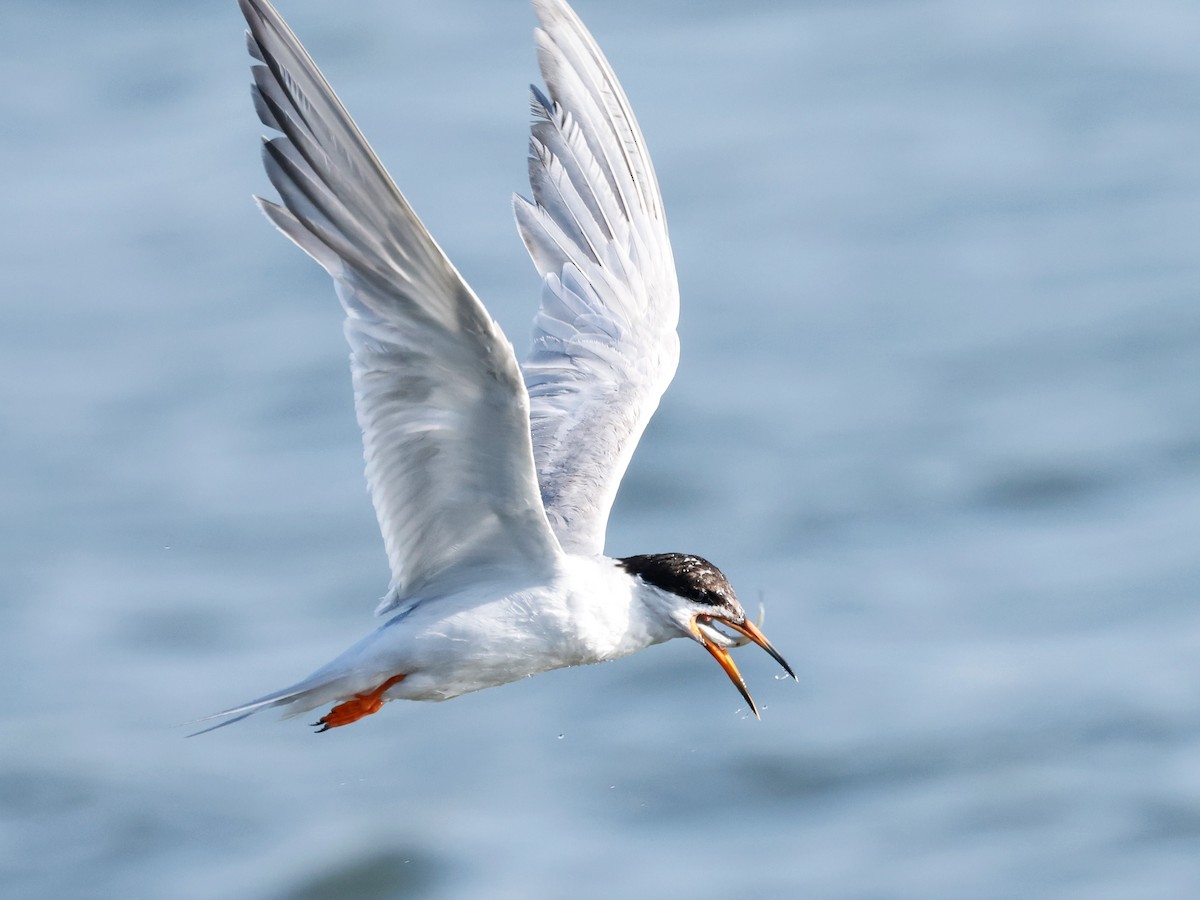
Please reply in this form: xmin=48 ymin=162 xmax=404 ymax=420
xmin=618 ymin=553 xmax=739 ymax=609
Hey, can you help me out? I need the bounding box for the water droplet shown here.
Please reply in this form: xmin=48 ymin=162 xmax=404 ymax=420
xmin=557 ymin=733 xmax=564 ymax=740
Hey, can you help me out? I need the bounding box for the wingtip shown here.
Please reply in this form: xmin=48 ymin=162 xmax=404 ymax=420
xmin=530 ymin=0 xmax=576 ymax=24
xmin=238 ymin=0 xmax=268 ymax=35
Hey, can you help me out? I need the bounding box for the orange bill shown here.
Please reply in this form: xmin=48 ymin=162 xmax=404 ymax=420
xmin=690 ymin=615 xmax=795 ymax=718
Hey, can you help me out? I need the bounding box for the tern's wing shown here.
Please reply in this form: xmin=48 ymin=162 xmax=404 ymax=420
xmin=240 ymin=0 xmax=561 ymax=607
xmin=515 ymin=0 xmax=681 ymax=556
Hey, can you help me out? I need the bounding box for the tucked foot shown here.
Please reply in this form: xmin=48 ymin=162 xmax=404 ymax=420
xmin=313 ymin=674 xmax=406 ymax=732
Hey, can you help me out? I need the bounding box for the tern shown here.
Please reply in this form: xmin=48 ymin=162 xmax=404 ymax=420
xmin=200 ymin=0 xmax=794 ymax=734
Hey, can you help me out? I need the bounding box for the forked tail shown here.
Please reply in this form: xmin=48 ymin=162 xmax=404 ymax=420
xmin=187 ymin=667 xmax=364 ymax=736
xmin=189 ymin=667 xmax=410 ymax=734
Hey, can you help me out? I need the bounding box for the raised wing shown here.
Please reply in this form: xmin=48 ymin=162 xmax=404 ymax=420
xmin=240 ymin=0 xmax=561 ymax=606
xmin=515 ymin=0 xmax=681 ymax=556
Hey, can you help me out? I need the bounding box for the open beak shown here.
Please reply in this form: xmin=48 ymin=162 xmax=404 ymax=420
xmin=690 ymin=615 xmax=796 ymax=718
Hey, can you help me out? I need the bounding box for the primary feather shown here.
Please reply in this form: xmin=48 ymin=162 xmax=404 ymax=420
xmin=517 ymin=0 xmax=682 ymax=556
xmin=240 ymin=0 xmax=561 ymax=610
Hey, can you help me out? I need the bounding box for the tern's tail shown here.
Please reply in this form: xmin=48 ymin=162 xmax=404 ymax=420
xmin=187 ymin=666 xmax=361 ymax=736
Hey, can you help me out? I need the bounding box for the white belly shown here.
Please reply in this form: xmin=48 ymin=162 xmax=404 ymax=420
xmin=342 ymin=555 xmax=678 ymax=702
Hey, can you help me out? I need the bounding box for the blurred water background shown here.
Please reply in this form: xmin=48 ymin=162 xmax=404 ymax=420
xmin=2 ymin=0 xmax=1199 ymax=897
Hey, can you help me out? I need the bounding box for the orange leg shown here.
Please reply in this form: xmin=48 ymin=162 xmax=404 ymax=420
xmin=313 ymin=674 xmax=406 ymax=732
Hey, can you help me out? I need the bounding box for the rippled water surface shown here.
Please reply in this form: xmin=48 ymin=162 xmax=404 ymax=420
xmin=3 ymin=1 xmax=1199 ymax=897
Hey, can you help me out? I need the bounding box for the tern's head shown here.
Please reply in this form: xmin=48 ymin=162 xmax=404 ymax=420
xmin=619 ymin=553 xmax=795 ymax=716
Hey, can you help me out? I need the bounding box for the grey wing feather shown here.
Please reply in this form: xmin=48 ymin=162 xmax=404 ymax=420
xmin=240 ymin=0 xmax=561 ymax=606
xmin=516 ymin=0 xmax=681 ymax=556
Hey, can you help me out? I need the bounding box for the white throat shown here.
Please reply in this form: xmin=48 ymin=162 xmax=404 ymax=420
xmin=550 ymin=555 xmax=689 ymax=664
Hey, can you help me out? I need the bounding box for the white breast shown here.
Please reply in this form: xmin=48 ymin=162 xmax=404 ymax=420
xmin=342 ymin=555 xmax=679 ymax=702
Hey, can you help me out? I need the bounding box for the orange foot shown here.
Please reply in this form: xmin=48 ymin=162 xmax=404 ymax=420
xmin=313 ymin=674 xmax=406 ymax=733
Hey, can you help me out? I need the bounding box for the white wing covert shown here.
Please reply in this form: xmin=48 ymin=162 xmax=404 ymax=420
xmin=241 ymin=0 xmax=560 ymax=607
xmin=516 ymin=0 xmax=682 ymax=557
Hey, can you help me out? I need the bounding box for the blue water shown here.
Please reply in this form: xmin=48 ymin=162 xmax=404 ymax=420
xmin=3 ymin=0 xmax=1199 ymax=897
